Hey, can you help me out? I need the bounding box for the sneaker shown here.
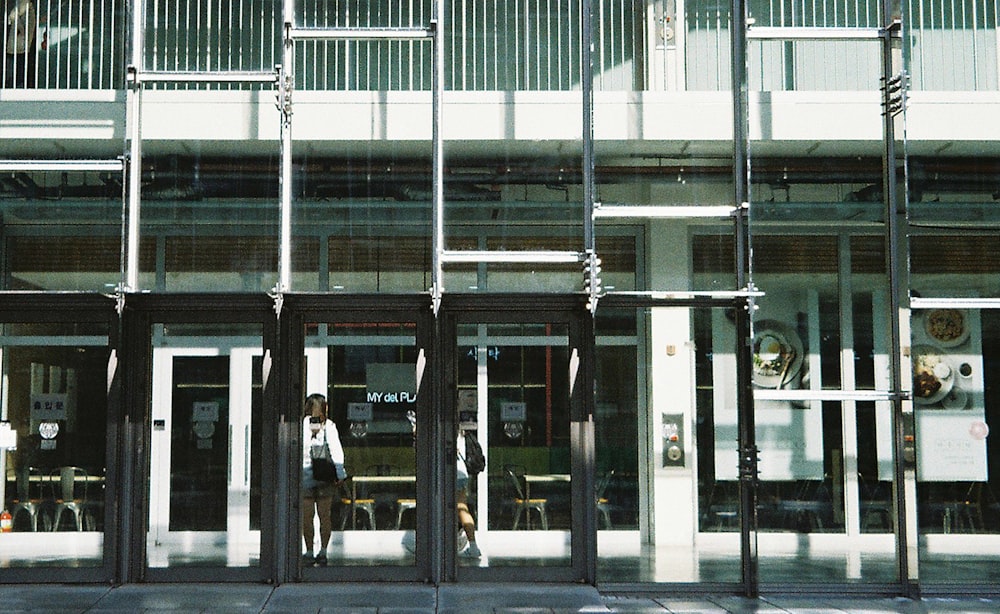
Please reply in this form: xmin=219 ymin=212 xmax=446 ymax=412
xmin=461 ymin=542 xmax=481 ymax=558
xmin=301 ymin=552 xmax=314 ymax=565
xmin=314 ymin=551 xmax=327 ymax=566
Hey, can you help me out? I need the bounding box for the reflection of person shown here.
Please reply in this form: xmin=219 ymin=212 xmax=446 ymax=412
xmin=456 ymin=428 xmax=481 ymax=558
xmin=301 ymin=393 xmax=346 ymax=566
xmin=5 ymin=0 xmax=36 ymax=88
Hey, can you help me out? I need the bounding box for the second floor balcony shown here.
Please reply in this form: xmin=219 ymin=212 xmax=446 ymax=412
xmin=2 ymin=0 xmax=1000 ymax=159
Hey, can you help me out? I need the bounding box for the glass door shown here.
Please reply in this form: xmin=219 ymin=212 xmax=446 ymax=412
xmin=446 ymin=304 xmax=590 ymax=582
xmin=147 ymin=331 xmax=263 ymax=570
xmin=289 ymin=303 xmax=431 ymax=582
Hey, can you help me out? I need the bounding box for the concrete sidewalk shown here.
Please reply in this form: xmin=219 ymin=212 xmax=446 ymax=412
xmin=0 ymin=583 xmax=996 ymax=613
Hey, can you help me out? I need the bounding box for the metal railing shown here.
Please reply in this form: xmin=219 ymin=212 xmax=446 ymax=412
xmin=2 ymin=0 xmax=125 ymax=89
xmin=1 ymin=0 xmax=998 ymax=92
xmin=688 ymin=0 xmax=1000 ymax=91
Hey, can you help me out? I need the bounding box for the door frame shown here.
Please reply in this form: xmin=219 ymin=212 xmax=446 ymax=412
xmin=120 ymin=294 xmax=277 ymax=583
xmin=439 ymin=294 xmax=597 ymax=584
xmin=279 ymin=294 xmax=436 ymax=583
xmin=0 ymin=294 xmax=119 ymax=585
xmin=147 ymin=345 xmax=260 ymax=559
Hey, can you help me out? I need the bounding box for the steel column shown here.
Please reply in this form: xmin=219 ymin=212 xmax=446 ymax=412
xmin=730 ymin=0 xmax=759 ymax=598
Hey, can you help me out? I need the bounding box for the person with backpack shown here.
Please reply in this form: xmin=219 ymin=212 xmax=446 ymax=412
xmin=457 ymin=427 xmax=484 ymax=558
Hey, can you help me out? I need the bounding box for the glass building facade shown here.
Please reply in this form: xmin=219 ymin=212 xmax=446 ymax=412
xmin=1 ymin=0 xmax=998 ymax=595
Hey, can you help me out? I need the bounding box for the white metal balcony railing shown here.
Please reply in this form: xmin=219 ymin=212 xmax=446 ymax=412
xmin=0 ymin=0 xmax=998 ymax=93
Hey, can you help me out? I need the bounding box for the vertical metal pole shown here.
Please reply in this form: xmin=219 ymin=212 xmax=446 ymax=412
xmin=278 ymin=1 xmax=295 ymax=295
xmin=582 ymin=1 xmax=599 ymax=315
xmin=880 ymin=0 xmax=918 ymax=598
xmin=730 ymin=0 xmax=759 ymax=598
xmin=124 ymin=0 xmax=145 ymax=293
xmin=582 ymin=0 xmax=595 ymax=252
xmin=431 ymin=0 xmax=445 ymax=315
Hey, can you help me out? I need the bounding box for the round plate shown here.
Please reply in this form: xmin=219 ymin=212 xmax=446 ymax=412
xmin=923 ymin=308 xmax=970 ymax=348
xmin=752 ymin=320 xmax=804 ymax=388
xmin=912 ymin=344 xmax=955 ymax=405
xmin=941 ymin=387 xmax=968 ymax=410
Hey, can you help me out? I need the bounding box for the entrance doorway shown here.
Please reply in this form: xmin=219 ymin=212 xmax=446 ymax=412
xmin=147 ymin=344 xmax=262 ymax=568
xmin=444 ymin=300 xmax=594 ymax=583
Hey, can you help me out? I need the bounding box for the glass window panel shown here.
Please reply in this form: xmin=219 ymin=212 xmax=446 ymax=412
xmin=0 ymin=168 xmax=123 ymax=292
xmin=442 ymin=155 xmax=585 ymax=294
xmin=2 ymin=0 xmax=126 ymax=90
xmin=595 ymin=307 xmax=745 ymax=583
xmin=0 ymin=320 xmax=110 ymax=567
xmin=746 ymin=231 xmax=900 ymax=583
xmin=914 ymin=307 xmax=1000 ymax=583
xmin=292 ymin=150 xmax=433 ymax=293
xmin=138 ymin=156 xmax=279 ymax=291
xmin=691 ymin=230 xmax=738 ymax=292
xmin=295 ymin=0 xmax=432 ymax=91
xmin=143 ymin=0 xmax=280 ymax=91
xmin=911 ymin=234 xmax=1000 ymax=300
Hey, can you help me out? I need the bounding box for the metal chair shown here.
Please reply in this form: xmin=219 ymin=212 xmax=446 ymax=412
xmin=595 ymin=470 xmax=614 ymax=529
xmin=10 ymin=466 xmax=51 ymax=532
xmin=505 ymin=467 xmax=548 ymax=530
xmin=51 ymin=466 xmax=91 ymax=531
xmin=394 ymin=498 xmax=416 ymax=529
xmin=338 ymin=479 xmax=376 ymax=530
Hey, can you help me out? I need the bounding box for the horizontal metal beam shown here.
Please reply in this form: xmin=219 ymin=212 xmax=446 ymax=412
xmin=289 ymin=27 xmax=434 ymax=41
xmin=594 ymin=204 xmax=737 ymax=219
xmin=746 ymin=26 xmax=882 ymax=41
xmin=131 ymin=70 xmax=277 ymax=84
xmin=0 ymin=159 xmax=124 ymax=172
xmin=753 ymin=389 xmax=897 ymax=402
xmin=910 ymin=297 xmax=1000 ymax=310
xmin=608 ymin=290 xmax=765 ymax=300
xmin=441 ymin=250 xmax=584 ymax=264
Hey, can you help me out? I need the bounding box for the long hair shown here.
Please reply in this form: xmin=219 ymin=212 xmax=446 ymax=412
xmin=304 ymin=393 xmax=327 ymax=420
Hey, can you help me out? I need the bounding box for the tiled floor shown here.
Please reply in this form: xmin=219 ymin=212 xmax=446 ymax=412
xmin=0 ymin=584 xmax=997 ymax=613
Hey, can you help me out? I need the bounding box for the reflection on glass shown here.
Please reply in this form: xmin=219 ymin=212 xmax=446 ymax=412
xmin=1 ymin=167 xmax=123 ymax=292
xmin=315 ymin=321 xmax=418 ymax=567
xmin=916 ymin=309 xmax=1000 ymax=583
xmin=301 ymin=393 xmax=347 ymax=567
xmin=139 ymin=158 xmax=279 ymax=292
xmin=0 ymin=322 xmax=109 ymax=568
xmin=457 ymin=321 xmax=570 ymax=568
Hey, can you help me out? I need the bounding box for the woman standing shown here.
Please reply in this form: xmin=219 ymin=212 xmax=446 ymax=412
xmin=301 ymin=393 xmax=346 ymax=566
xmin=456 ymin=429 xmax=482 ymax=558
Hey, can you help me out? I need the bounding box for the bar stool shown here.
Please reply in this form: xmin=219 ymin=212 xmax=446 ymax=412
xmin=11 ymin=466 xmax=49 ymax=532
xmin=338 ymin=480 xmax=376 ymax=530
xmin=395 ymin=498 xmax=416 ymax=529
xmin=51 ymin=466 xmax=89 ymax=531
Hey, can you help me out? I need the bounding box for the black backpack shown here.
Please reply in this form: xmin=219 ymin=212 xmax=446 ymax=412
xmin=463 ymin=431 xmax=486 ymax=476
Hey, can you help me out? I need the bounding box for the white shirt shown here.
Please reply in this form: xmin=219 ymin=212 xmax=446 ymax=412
xmin=301 ymin=418 xmax=346 ymax=485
